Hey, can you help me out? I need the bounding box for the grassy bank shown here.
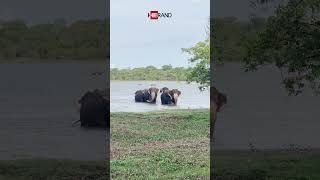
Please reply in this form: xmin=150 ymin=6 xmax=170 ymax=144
xmin=111 ymin=109 xmax=210 ymax=179
xmin=1 ymin=150 xmax=320 ymax=179
xmin=1 ymin=109 xmax=319 ymax=179
xmin=0 ymin=159 xmax=108 ymax=180
xmin=213 ymin=150 xmax=320 ymax=180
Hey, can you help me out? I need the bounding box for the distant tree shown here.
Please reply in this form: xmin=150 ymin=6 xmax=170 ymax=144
xmin=110 ymin=65 xmax=190 ymax=81
xmin=53 ymin=18 xmax=67 ymax=27
xmin=0 ymin=19 xmax=108 ymax=61
xmin=162 ymin=65 xmax=173 ymax=71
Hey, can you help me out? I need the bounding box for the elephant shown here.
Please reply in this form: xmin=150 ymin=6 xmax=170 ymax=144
xmin=74 ymin=89 xmax=109 ymax=128
xmin=160 ymin=88 xmax=181 ymax=105
xmin=160 ymin=87 xmax=169 ymax=93
xmin=135 ymin=87 xmax=159 ymax=103
xmin=210 ymin=86 xmax=227 ymax=138
xmin=211 ymin=87 xmax=227 ymax=113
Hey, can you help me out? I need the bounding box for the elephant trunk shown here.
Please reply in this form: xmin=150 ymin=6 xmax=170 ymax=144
xmin=149 ymin=91 xmax=156 ymax=103
xmin=173 ymin=93 xmax=179 ymax=105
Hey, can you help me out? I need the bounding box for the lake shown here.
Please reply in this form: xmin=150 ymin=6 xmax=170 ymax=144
xmin=0 ymin=63 xmax=108 ymax=160
xmin=110 ymin=81 xmax=210 ymax=112
xmin=1 ymin=62 xmax=319 ymax=161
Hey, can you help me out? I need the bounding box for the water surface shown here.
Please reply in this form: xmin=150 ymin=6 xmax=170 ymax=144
xmin=111 ymin=81 xmax=210 ymax=112
xmin=0 ymin=63 xmax=108 ymax=160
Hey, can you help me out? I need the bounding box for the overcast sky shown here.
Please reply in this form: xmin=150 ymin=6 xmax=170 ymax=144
xmin=0 ymin=0 xmax=275 ymax=68
xmin=111 ymin=0 xmax=210 ymax=69
xmin=0 ymin=0 xmax=256 ymax=24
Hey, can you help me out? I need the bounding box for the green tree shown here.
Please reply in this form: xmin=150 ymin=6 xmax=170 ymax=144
xmin=162 ymin=65 xmax=173 ymax=71
xmin=244 ymin=0 xmax=320 ymax=95
xmin=182 ymin=39 xmax=210 ymax=87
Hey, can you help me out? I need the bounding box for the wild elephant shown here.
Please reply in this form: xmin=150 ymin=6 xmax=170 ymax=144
xmin=160 ymin=88 xmax=181 ymax=105
xmin=210 ymin=86 xmax=227 ymax=137
xmin=74 ymin=89 xmax=109 ymax=128
xmin=160 ymin=87 xmax=169 ymax=93
xmin=135 ymin=87 xmax=159 ymax=103
xmin=210 ymin=86 xmax=227 ymax=177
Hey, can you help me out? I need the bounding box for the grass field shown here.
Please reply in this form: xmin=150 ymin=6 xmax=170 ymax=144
xmin=110 ymin=109 xmax=210 ymax=179
xmin=213 ymin=150 xmax=320 ymax=180
xmin=0 ymin=159 xmax=108 ymax=180
xmin=0 ymin=109 xmax=319 ymax=179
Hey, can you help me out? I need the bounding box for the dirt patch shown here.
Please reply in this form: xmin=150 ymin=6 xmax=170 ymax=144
xmin=111 ymin=139 xmax=209 ymax=159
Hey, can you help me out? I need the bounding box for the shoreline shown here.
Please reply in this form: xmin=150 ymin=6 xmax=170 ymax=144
xmin=110 ymin=108 xmax=210 ymax=113
xmin=0 ymin=59 xmax=108 ymax=64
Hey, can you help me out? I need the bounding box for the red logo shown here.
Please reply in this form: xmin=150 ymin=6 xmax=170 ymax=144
xmin=148 ymin=11 xmax=159 ymax=20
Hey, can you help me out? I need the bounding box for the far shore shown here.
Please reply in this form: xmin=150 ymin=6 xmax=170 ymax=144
xmin=0 ymin=58 xmax=109 ymax=64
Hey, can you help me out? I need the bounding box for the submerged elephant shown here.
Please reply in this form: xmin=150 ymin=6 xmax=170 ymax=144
xmin=160 ymin=88 xmax=181 ymax=105
xmin=135 ymin=87 xmax=159 ymax=103
xmin=74 ymin=89 xmax=109 ymax=128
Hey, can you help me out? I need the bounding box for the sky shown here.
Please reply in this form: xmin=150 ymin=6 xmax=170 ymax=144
xmin=110 ymin=0 xmax=210 ymax=69
xmin=0 ymin=0 xmax=275 ymax=69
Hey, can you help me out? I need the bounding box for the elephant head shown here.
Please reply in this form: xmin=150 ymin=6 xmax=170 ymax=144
xmin=77 ymin=89 xmax=109 ymax=128
xmin=147 ymin=87 xmax=159 ymax=103
xmin=170 ymin=89 xmax=181 ymax=105
xmin=160 ymin=87 xmax=169 ymax=93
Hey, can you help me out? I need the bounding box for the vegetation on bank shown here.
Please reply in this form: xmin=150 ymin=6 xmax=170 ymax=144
xmin=111 ymin=109 xmax=210 ymax=179
xmin=213 ymin=150 xmax=320 ymax=180
xmin=1 ymin=150 xmax=320 ymax=179
xmin=0 ymin=159 xmax=108 ymax=180
xmin=111 ymin=65 xmax=190 ymax=81
xmin=0 ymin=19 xmax=109 ymax=61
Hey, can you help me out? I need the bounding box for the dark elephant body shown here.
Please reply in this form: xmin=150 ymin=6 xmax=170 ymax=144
xmin=160 ymin=93 xmax=175 ymax=105
xmin=78 ymin=89 xmax=109 ymax=128
xmin=135 ymin=88 xmax=159 ymax=103
xmin=160 ymin=89 xmax=181 ymax=105
xmin=135 ymin=89 xmax=150 ymax=102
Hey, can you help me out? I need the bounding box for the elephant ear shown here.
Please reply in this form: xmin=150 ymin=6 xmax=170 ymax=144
xmin=78 ymin=92 xmax=90 ymax=104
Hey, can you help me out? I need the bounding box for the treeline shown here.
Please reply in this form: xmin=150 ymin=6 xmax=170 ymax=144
xmin=0 ymin=19 xmax=109 ymax=61
xmin=110 ymin=65 xmax=190 ymax=81
xmin=211 ymin=17 xmax=266 ymax=63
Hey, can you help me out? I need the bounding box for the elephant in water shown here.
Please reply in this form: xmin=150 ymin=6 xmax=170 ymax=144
xmin=160 ymin=87 xmax=169 ymax=93
xmin=135 ymin=87 xmax=159 ymax=103
xmin=160 ymin=88 xmax=181 ymax=105
xmin=74 ymin=89 xmax=109 ymax=128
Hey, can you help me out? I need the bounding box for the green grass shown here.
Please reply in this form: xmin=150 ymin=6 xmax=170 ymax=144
xmin=0 ymin=159 xmax=108 ymax=180
xmin=213 ymin=150 xmax=320 ymax=180
xmin=1 ymin=109 xmax=319 ymax=179
xmin=111 ymin=109 xmax=210 ymax=180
